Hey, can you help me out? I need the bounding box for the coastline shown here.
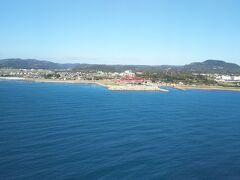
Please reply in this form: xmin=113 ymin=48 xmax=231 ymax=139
xmin=0 ymin=77 xmax=25 ymax=80
xmin=170 ymin=85 xmax=240 ymax=92
xmin=1 ymin=77 xmax=240 ymax=92
xmin=14 ymin=78 xmax=169 ymax=92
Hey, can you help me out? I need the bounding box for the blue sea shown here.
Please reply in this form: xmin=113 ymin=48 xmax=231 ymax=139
xmin=0 ymin=80 xmax=240 ymax=180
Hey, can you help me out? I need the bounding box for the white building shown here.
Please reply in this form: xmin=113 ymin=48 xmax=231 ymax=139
xmin=120 ymin=70 xmax=135 ymax=77
xmin=233 ymin=76 xmax=240 ymax=81
xmin=221 ymin=75 xmax=232 ymax=81
xmin=215 ymin=75 xmax=240 ymax=82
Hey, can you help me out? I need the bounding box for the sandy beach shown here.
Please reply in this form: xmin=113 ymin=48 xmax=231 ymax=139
xmin=171 ymin=85 xmax=240 ymax=92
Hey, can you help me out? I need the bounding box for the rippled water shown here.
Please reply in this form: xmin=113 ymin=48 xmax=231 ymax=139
xmin=0 ymin=80 xmax=240 ymax=179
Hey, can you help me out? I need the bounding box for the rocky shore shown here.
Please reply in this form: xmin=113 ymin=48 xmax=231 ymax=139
xmin=170 ymin=85 xmax=240 ymax=92
xmin=106 ymin=84 xmax=169 ymax=91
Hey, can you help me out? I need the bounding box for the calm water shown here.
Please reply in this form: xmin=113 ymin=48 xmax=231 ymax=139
xmin=0 ymin=80 xmax=240 ymax=180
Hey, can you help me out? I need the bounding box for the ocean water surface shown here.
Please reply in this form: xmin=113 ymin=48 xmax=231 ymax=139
xmin=0 ymin=80 xmax=240 ymax=179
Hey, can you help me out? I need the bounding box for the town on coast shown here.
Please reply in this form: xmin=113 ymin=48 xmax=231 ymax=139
xmin=1 ymin=68 xmax=240 ymax=92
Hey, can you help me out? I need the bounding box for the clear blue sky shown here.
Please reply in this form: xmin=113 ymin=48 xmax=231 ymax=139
xmin=0 ymin=0 xmax=240 ymax=65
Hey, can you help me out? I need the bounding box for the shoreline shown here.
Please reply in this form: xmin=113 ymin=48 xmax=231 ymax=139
xmin=0 ymin=77 xmax=25 ymax=80
xmin=11 ymin=78 xmax=169 ymax=92
xmin=1 ymin=77 xmax=240 ymax=92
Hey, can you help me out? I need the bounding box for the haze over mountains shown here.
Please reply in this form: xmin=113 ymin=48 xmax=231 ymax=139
xmin=0 ymin=58 xmax=240 ymax=74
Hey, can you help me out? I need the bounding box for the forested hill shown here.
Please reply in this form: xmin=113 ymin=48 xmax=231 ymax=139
xmin=0 ymin=58 xmax=77 ymax=70
xmin=180 ymin=60 xmax=240 ymax=74
xmin=0 ymin=58 xmax=239 ymax=74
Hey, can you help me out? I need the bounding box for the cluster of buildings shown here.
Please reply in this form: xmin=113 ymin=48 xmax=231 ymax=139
xmin=1 ymin=68 xmax=240 ymax=86
xmin=192 ymin=73 xmax=240 ymax=82
xmin=0 ymin=68 xmax=147 ymax=84
xmin=0 ymin=69 xmax=52 ymax=79
xmin=214 ymin=75 xmax=240 ymax=82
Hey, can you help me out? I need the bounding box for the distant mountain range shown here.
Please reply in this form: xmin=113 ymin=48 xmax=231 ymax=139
xmin=0 ymin=58 xmax=240 ymax=74
xmin=0 ymin=58 xmax=77 ymax=70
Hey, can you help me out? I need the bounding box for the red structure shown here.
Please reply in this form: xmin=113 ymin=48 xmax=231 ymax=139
xmin=118 ymin=75 xmax=145 ymax=84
